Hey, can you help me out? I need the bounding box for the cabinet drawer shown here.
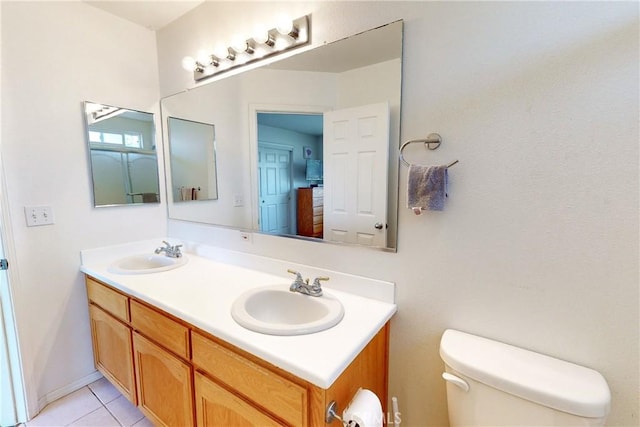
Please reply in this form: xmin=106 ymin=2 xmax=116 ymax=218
xmin=195 ymin=372 xmax=283 ymax=427
xmin=312 ymin=206 xmax=323 ymax=216
xmin=130 ymin=300 xmax=189 ymax=359
xmin=86 ymin=278 xmax=129 ymax=322
xmin=192 ymin=332 xmax=307 ymax=427
xmin=312 ymin=214 xmax=323 ymax=225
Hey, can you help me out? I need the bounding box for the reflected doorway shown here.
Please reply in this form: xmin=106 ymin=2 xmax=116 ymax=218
xmin=256 ymin=112 xmax=323 ymax=236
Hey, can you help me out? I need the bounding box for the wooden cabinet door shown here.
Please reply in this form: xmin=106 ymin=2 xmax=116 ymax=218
xmin=89 ymin=305 xmax=136 ymax=404
xmin=133 ymin=332 xmax=194 ymax=427
xmin=195 ymin=372 xmax=283 ymax=427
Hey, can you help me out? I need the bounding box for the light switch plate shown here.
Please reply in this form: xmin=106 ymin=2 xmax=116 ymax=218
xmin=24 ymin=206 xmax=54 ymax=227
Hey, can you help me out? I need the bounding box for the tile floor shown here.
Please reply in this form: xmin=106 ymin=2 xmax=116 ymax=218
xmin=23 ymin=377 xmax=152 ymax=427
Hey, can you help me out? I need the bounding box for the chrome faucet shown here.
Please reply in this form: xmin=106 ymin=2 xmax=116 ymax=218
xmin=154 ymin=241 xmax=183 ymax=258
xmin=287 ymin=269 xmax=329 ymax=297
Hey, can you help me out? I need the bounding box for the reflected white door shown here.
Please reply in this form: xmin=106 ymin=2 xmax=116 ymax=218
xmin=258 ymin=146 xmax=292 ymax=234
xmin=323 ymin=102 xmax=389 ymax=247
xmin=90 ymin=151 xmax=127 ymax=205
xmin=128 ymin=153 xmax=159 ymax=202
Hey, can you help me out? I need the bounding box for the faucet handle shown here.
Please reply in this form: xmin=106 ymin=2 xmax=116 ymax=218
xmin=287 ymin=269 xmax=303 ymax=279
xmin=173 ymin=244 xmax=183 ymax=257
xmin=312 ymin=276 xmax=329 ymax=289
xmin=287 ymin=269 xmax=305 ymax=292
xmin=287 ymin=269 xmax=306 ymax=286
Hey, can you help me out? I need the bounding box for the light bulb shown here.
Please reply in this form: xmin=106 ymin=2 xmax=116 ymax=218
xmin=253 ymin=25 xmax=274 ymax=46
xmin=252 ymin=26 xmax=268 ymax=43
xmin=196 ymin=50 xmax=212 ymax=65
xmin=213 ymin=44 xmax=230 ymax=60
xmin=181 ymin=56 xmax=197 ymax=71
xmin=231 ymin=35 xmax=249 ymax=54
xmin=276 ymin=17 xmax=293 ymax=35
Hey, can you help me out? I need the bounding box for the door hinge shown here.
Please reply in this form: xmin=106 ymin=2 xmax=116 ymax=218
xmin=0 ymin=259 xmax=8 ymax=270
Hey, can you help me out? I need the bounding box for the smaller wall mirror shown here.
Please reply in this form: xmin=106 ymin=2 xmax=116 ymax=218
xmin=167 ymin=117 xmax=218 ymax=203
xmin=84 ymin=102 xmax=160 ymax=207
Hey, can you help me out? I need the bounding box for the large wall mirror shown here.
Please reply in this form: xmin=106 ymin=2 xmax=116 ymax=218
xmin=84 ymin=102 xmax=160 ymax=207
xmin=160 ymin=20 xmax=402 ymax=250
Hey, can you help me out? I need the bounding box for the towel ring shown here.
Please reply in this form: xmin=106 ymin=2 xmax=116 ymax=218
xmin=399 ymin=133 xmax=459 ymax=168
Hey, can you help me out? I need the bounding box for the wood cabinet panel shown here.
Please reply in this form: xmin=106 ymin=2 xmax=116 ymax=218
xmin=133 ymin=332 xmax=194 ymax=427
xmin=324 ymin=324 xmax=390 ymax=424
xmin=192 ymin=331 xmax=307 ymax=427
xmin=89 ymin=305 xmax=137 ymax=404
xmin=130 ymin=300 xmax=190 ymax=359
xmin=86 ymin=278 xmax=129 ymax=322
xmin=195 ymin=372 xmax=283 ymax=427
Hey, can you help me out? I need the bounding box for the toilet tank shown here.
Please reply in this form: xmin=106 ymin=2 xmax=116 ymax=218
xmin=439 ymin=330 xmax=611 ymax=427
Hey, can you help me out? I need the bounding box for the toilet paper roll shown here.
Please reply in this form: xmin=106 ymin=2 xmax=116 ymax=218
xmin=343 ymin=388 xmax=383 ymax=427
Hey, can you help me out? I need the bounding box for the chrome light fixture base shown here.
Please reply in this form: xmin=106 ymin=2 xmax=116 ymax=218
xmin=189 ymin=15 xmax=310 ymax=83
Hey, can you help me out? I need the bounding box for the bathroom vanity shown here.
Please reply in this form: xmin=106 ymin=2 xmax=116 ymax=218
xmin=81 ymin=241 xmax=396 ymax=427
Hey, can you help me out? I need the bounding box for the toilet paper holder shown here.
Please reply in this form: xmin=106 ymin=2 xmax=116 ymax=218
xmin=326 ymin=389 xmax=396 ymax=427
xmin=325 ymin=400 xmax=342 ymax=424
xmin=326 ymin=399 xmax=392 ymax=427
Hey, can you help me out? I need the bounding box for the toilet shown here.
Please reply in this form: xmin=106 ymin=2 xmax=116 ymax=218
xmin=439 ymin=329 xmax=611 ymax=426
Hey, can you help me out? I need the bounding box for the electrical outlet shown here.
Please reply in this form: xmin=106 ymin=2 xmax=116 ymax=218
xmin=24 ymin=206 xmax=55 ymax=227
xmin=239 ymin=231 xmax=252 ymax=243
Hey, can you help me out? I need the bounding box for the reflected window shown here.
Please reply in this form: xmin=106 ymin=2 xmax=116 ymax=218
xmin=89 ymin=130 xmax=143 ymax=148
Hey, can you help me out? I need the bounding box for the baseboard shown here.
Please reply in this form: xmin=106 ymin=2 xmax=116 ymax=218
xmin=35 ymin=370 xmax=103 ymax=416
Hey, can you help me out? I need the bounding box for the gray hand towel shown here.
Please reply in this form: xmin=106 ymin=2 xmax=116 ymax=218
xmin=407 ymin=164 xmax=448 ymax=212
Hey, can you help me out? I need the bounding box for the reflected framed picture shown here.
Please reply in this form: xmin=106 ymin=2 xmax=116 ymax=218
xmin=303 ymin=146 xmax=312 ymax=159
xmin=306 ymin=160 xmax=323 ymax=181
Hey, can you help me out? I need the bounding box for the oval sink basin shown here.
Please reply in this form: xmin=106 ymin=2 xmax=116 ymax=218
xmin=231 ymin=285 xmax=344 ymax=335
xmin=108 ymin=254 xmax=187 ymax=275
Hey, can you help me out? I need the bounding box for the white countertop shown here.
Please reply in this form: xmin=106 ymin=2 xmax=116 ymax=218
xmin=80 ymin=240 xmax=397 ymax=389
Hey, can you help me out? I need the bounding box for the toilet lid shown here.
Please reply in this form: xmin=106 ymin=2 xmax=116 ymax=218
xmin=439 ymin=329 xmax=611 ymax=418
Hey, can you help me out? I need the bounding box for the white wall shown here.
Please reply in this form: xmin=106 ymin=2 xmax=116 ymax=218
xmin=159 ymin=2 xmax=639 ymax=425
xmin=1 ymin=1 xmax=166 ymax=415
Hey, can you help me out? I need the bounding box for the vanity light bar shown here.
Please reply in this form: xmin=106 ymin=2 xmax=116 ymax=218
xmin=182 ymin=15 xmax=310 ymax=83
